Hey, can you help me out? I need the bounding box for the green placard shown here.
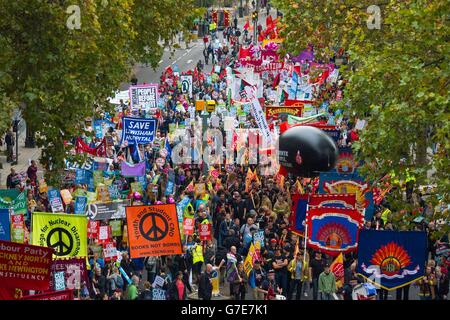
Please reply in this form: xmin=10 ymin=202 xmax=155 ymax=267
xmin=109 ymin=220 xmax=122 ymax=237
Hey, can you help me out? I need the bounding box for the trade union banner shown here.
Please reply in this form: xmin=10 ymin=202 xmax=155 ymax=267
xmin=306 ymin=207 xmax=362 ymax=257
xmin=308 ymin=194 xmax=356 ymax=209
xmin=129 ymin=84 xmax=159 ymax=111
xmin=126 ymin=204 xmax=183 ymax=258
xmin=21 ymin=289 xmax=73 ymax=301
xmin=265 ymin=105 xmax=303 ymax=120
xmin=357 ymin=230 xmax=427 ymax=291
xmin=32 ymin=212 xmax=87 ymax=259
xmin=121 ymin=117 xmax=157 ymax=145
xmin=319 ymin=171 xmax=375 ymax=220
xmin=0 ymin=240 xmax=53 ymax=290
xmin=331 ymin=146 xmax=359 ymax=174
xmin=86 ymin=199 xmax=130 ymax=221
xmin=49 ymin=257 xmax=90 ymax=291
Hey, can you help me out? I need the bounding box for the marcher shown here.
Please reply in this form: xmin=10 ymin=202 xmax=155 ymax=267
xmin=318 ymin=264 xmax=336 ymax=300
xmin=198 ymin=264 xmax=213 ymax=300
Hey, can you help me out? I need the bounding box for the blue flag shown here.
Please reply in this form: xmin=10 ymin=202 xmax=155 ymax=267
xmin=290 ymin=194 xmax=308 ymax=233
xmin=356 ymin=230 xmax=427 ymax=291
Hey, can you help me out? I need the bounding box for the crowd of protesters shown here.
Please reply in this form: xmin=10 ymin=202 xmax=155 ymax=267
xmin=3 ymin=6 xmax=449 ymax=301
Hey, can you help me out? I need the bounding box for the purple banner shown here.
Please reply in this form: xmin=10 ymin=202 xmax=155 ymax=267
xmin=121 ymin=161 xmax=146 ymax=177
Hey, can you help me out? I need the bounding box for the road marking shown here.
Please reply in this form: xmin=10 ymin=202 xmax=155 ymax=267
xmin=182 ymin=52 xmax=187 ymax=57
xmin=159 ymin=60 xmax=163 ymax=64
xmin=186 ymin=59 xmax=193 ymax=64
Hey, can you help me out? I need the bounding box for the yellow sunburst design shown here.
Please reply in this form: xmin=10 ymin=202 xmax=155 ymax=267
xmin=370 ymin=242 xmax=412 ymax=277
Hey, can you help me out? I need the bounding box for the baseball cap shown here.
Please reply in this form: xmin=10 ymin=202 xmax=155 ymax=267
xmin=270 ymin=239 xmax=277 ymax=244
xmin=268 ymin=269 xmax=275 ymax=274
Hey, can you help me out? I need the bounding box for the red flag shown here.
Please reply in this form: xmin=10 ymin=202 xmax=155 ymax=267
xmin=266 ymin=15 xmax=273 ymax=28
xmin=243 ymin=20 xmax=250 ymax=30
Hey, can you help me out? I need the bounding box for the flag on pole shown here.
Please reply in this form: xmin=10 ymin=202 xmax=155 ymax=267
xmin=244 ymin=242 xmax=257 ymax=276
xmin=330 ymin=253 xmax=345 ymax=288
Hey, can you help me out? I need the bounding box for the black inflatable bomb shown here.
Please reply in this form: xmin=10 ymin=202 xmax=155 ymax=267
xmin=278 ymin=126 xmax=338 ymax=177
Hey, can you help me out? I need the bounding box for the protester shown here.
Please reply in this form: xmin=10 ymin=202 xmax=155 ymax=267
xmin=318 ymin=264 xmax=337 ymax=300
xmin=198 ymin=264 xmax=213 ymax=300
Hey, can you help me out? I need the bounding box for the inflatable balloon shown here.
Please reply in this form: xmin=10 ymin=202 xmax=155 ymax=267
xmin=278 ymin=126 xmax=338 ymax=177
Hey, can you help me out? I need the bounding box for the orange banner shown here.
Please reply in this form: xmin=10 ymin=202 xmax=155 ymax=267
xmin=126 ymin=204 xmax=182 ymax=258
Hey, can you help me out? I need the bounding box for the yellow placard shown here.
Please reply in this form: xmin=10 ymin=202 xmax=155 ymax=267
xmin=32 ymin=212 xmax=87 ymax=259
xmin=206 ymin=100 xmax=216 ymax=113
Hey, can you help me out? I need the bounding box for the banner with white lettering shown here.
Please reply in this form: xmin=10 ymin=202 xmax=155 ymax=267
xmin=129 ymin=84 xmax=158 ymax=112
xmin=180 ymin=75 xmax=193 ymax=98
xmin=121 ymin=117 xmax=157 ymax=145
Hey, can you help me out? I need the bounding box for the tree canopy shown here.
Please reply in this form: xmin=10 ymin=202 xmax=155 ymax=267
xmin=275 ymin=0 xmax=449 ymax=234
xmin=0 ymin=0 xmax=200 ymax=184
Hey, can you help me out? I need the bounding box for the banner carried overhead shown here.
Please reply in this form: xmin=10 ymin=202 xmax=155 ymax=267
xmin=180 ymin=75 xmax=193 ymax=98
xmin=21 ymin=289 xmax=73 ymax=301
xmin=126 ymin=204 xmax=183 ymax=258
xmin=32 ymin=212 xmax=87 ymax=259
xmin=129 ymin=84 xmax=159 ymax=112
xmin=86 ymin=200 xmax=131 ymax=221
xmin=49 ymin=257 xmax=89 ymax=291
xmin=121 ymin=117 xmax=157 ymax=145
xmin=306 ymin=207 xmax=362 ymax=257
xmin=357 ymin=230 xmax=427 ymax=291
xmin=0 ymin=240 xmax=53 ymax=290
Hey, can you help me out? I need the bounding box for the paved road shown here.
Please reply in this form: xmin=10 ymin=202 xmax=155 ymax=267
xmin=120 ymin=8 xmax=275 ymax=90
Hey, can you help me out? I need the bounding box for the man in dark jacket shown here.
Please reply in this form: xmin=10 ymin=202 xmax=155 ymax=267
xmin=435 ymin=266 xmax=449 ymax=300
xmin=6 ymin=168 xmax=20 ymax=189
xmin=5 ymin=130 xmax=14 ymax=163
xmin=198 ymin=264 xmax=213 ymax=300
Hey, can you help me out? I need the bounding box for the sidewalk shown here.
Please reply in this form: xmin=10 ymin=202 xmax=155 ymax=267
xmin=0 ymin=132 xmax=43 ymax=189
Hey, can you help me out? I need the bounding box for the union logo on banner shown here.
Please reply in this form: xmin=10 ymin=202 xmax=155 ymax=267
xmin=306 ymin=207 xmax=362 ymax=257
xmin=356 ymin=230 xmax=427 ymax=290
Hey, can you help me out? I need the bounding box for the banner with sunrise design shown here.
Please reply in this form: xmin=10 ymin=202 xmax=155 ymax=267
xmin=357 ymin=230 xmax=428 ymax=290
xmin=306 ymin=207 xmax=363 ymax=257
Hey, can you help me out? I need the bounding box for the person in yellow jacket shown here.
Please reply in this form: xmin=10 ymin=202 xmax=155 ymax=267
xmin=287 ymin=251 xmax=308 ymax=300
xmin=191 ymin=238 xmax=204 ymax=284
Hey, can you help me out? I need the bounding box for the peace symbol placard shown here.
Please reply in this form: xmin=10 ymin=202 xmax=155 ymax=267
xmin=126 ymin=204 xmax=182 ymax=258
xmin=32 ymin=212 xmax=87 ymax=259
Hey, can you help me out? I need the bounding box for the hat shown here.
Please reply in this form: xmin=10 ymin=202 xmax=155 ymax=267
xmin=270 ymin=239 xmax=277 ymax=244
xmin=268 ymin=269 xmax=275 ymax=274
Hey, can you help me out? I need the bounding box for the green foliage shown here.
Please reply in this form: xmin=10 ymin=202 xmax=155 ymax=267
xmin=275 ymin=0 xmax=449 ymax=234
xmin=0 ymin=0 xmax=199 ymax=186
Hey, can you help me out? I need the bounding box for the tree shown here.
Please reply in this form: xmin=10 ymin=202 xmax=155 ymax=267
xmin=0 ymin=0 xmax=199 ymax=185
xmin=275 ymin=0 xmax=449 ymax=235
